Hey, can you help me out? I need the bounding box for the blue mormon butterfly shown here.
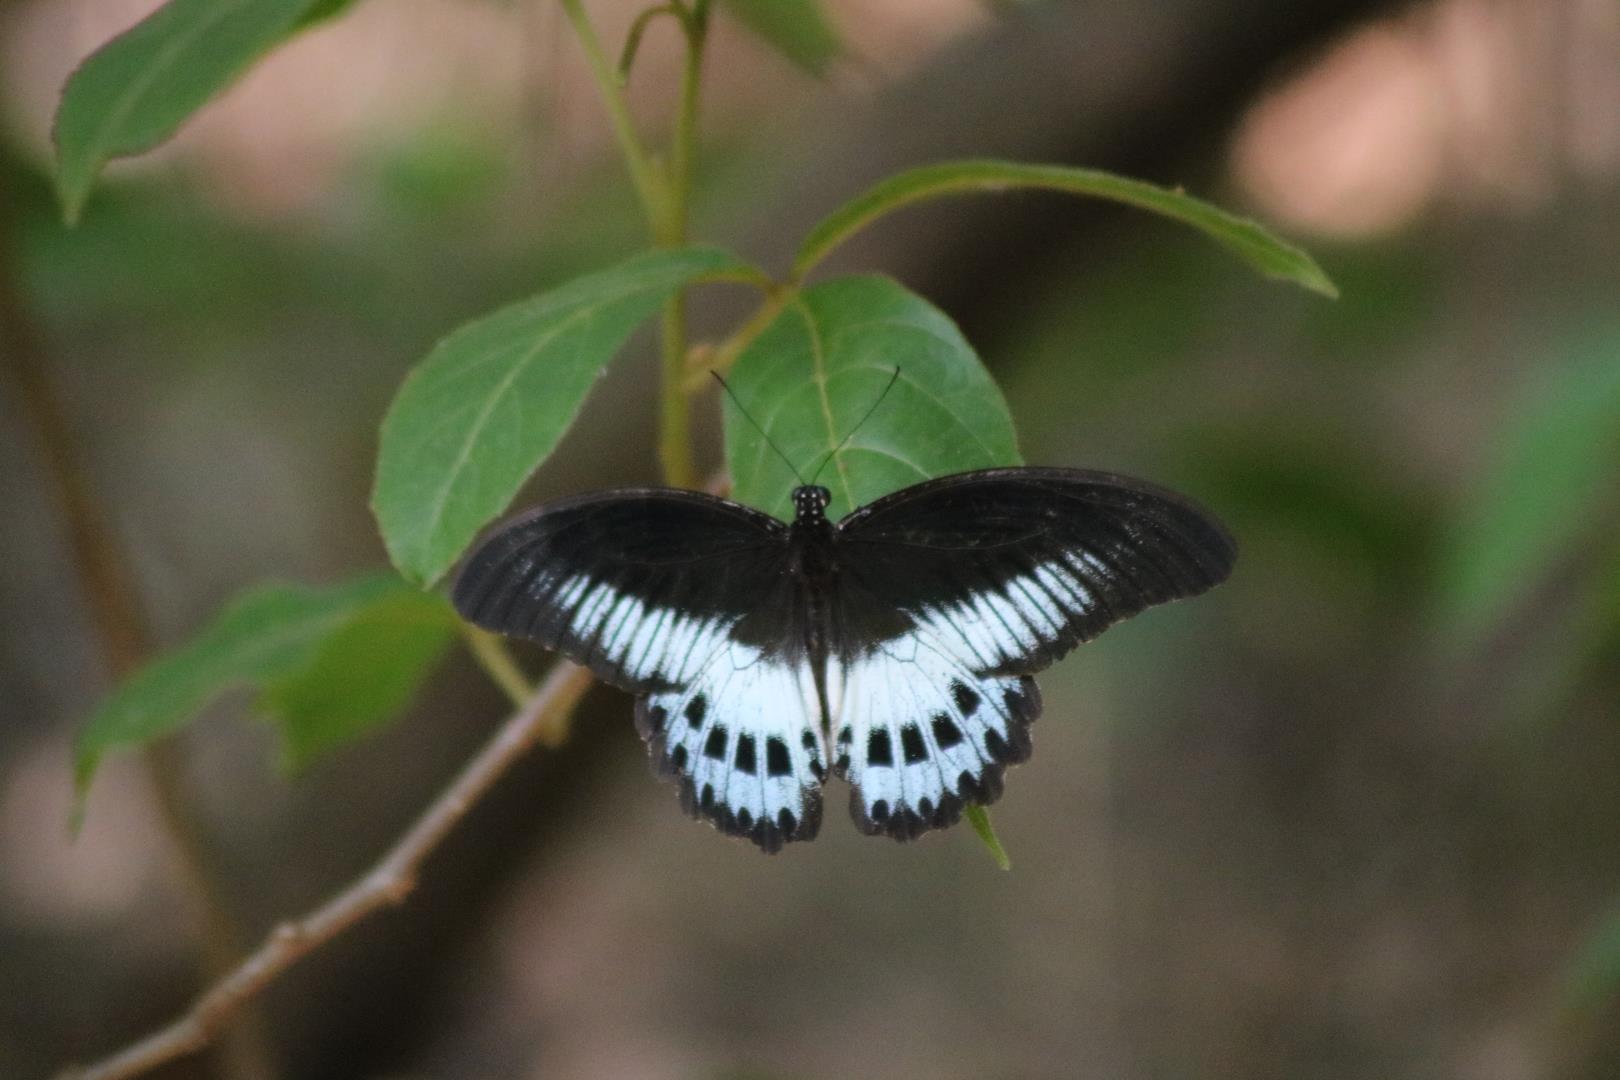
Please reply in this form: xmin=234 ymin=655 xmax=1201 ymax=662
xmin=453 ymin=377 xmax=1234 ymax=852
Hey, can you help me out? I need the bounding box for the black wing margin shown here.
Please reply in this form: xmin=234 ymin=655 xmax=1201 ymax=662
xmin=452 ymin=489 xmax=790 ymax=691
xmin=835 ymin=467 xmax=1236 ymax=675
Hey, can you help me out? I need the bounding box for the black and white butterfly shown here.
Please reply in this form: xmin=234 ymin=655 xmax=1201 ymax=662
xmin=452 ymin=466 xmax=1235 ymax=853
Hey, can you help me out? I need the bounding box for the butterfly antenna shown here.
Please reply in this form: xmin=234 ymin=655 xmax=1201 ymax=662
xmin=808 ymin=366 xmax=901 ymax=486
xmin=710 ymin=371 xmax=808 ymax=486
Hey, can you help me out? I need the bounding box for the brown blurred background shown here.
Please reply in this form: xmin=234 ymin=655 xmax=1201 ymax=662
xmin=2 ymin=1 xmax=1619 ymax=1078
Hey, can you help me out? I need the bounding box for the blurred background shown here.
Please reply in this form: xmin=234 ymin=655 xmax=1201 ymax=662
xmin=2 ymin=0 xmax=1619 ymax=1078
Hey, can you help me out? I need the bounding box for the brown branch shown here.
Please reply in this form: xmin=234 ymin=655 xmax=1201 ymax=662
xmin=60 ymin=658 xmax=597 ymax=1080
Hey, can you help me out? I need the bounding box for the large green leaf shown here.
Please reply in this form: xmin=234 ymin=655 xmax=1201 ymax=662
xmin=373 ymin=246 xmax=752 ymax=586
xmin=1437 ymin=331 xmax=1620 ymax=645
xmin=75 ymin=574 xmax=453 ymax=802
xmin=717 ymin=0 xmax=843 ymax=76
xmin=793 ymin=160 xmax=1338 ymax=297
xmin=724 ymin=275 xmax=1020 ymax=522
xmin=52 ymin=0 xmax=331 ymax=224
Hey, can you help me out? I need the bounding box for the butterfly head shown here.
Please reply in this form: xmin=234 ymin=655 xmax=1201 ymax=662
xmin=792 ymin=485 xmax=832 ymax=523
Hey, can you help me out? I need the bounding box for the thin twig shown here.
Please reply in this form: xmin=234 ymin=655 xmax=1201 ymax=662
xmin=60 ymin=659 xmax=597 ymax=1080
xmin=559 ymin=0 xmax=668 ymax=232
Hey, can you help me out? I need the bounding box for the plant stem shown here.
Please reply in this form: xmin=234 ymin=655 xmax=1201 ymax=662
xmin=658 ymin=298 xmax=698 ymax=486
xmin=561 ymin=0 xmax=715 ymax=487
xmin=665 ymin=0 xmax=709 ymax=247
xmin=654 ymin=0 xmax=710 ymax=487
xmin=461 ymin=625 xmax=535 ymax=707
xmin=559 ymin=0 xmax=667 ymax=230
xmin=60 ymin=660 xmax=596 ymax=1080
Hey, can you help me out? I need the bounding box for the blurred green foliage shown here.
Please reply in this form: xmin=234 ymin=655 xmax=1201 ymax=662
xmin=74 ymin=574 xmax=454 ymax=799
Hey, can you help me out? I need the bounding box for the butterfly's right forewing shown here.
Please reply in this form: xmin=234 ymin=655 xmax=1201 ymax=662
xmin=454 ymin=490 xmax=789 ymax=690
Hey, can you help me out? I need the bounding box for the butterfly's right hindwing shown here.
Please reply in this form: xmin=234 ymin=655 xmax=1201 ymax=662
xmin=635 ymin=630 xmax=828 ymax=853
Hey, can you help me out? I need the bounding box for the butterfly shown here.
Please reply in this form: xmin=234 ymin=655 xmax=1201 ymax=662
xmin=452 ymin=466 xmax=1236 ymax=853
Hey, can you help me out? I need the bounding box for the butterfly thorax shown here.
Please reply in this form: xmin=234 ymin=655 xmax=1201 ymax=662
xmin=787 ymin=485 xmax=837 ymax=579
xmin=788 ymin=480 xmax=836 ymax=577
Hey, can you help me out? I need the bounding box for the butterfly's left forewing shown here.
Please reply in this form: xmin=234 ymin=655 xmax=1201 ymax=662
xmin=830 ymin=467 xmax=1236 ymax=839
xmin=454 ymin=490 xmax=827 ymax=851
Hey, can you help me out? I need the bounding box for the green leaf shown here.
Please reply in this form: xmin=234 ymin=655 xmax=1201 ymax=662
xmin=52 ymin=0 xmax=331 ymax=224
xmin=1437 ymin=331 xmax=1620 ymax=645
xmin=964 ymin=805 xmax=1012 ymax=870
xmin=723 ymin=275 xmax=1021 ymax=522
xmin=261 ymin=588 xmax=457 ymax=769
xmin=373 ymin=245 xmax=754 ymax=587
xmin=74 ymin=574 xmax=450 ymax=802
xmin=793 ymin=160 xmax=1338 ymax=297
xmin=717 ymin=0 xmax=843 ymax=77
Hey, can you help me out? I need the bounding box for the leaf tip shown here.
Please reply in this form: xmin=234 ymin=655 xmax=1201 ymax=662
xmin=1300 ymin=262 xmax=1341 ymax=299
xmin=68 ymin=748 xmax=99 ymax=836
xmin=964 ymin=804 xmax=1012 ymax=870
xmin=51 ymin=157 xmax=91 ymax=227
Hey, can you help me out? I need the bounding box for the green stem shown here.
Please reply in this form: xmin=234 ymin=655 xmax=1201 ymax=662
xmin=664 ymin=0 xmax=708 ymax=246
xmin=460 ymin=625 xmax=534 ymax=708
xmin=559 ymin=0 xmax=667 ymax=230
xmin=559 ymin=0 xmax=715 ymax=489
xmin=654 ymin=0 xmax=710 ymax=487
xmin=658 ymin=299 xmax=697 ymax=486
xmin=617 ymin=3 xmax=684 ymax=82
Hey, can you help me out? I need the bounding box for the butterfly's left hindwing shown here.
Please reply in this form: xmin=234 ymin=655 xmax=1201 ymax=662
xmin=833 ymin=617 xmax=1040 ymax=840
xmin=454 ymin=490 xmax=825 ymax=852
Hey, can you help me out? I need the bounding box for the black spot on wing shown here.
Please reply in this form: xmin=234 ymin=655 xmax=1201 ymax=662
xmin=932 ymin=713 xmax=964 ymax=748
xmin=900 ymin=725 xmax=927 ymax=765
xmin=684 ymin=694 xmax=707 ymax=728
xmin=867 ymin=729 xmax=893 ymax=767
xmin=703 ymin=726 xmax=728 ymax=760
xmin=734 ymin=734 xmax=757 ymax=775
xmin=951 ymin=681 xmax=980 ymax=715
xmin=766 ymin=737 xmax=792 ymax=777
